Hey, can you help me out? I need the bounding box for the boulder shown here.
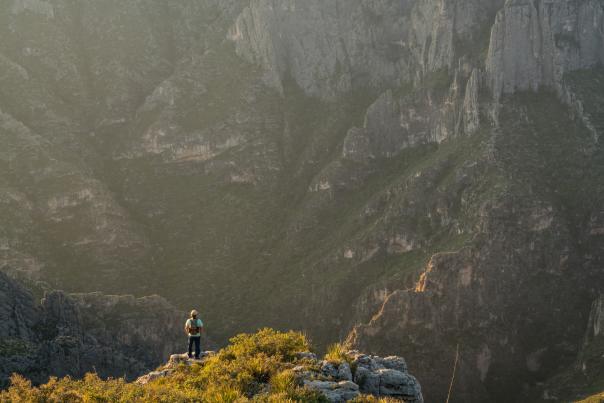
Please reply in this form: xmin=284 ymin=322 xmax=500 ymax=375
xmin=353 ymin=366 xmax=380 ymax=396
xmin=349 ymin=351 xmax=422 ymax=402
xmin=336 ymin=362 xmax=353 ymax=382
xmin=377 ymin=368 xmax=421 ymax=398
xmin=304 ymin=380 xmax=360 ymax=402
xmin=380 ymin=356 xmax=408 ymax=372
xmin=320 ymin=360 xmax=339 ymax=378
xmin=319 ymin=360 xmax=353 ymax=381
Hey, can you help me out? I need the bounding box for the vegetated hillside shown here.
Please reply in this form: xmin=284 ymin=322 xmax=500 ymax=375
xmin=1 ymin=1 xmax=603 ymax=402
xmin=0 ymin=329 xmax=423 ymax=403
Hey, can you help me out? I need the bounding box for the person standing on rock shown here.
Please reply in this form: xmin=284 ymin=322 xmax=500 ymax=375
xmin=185 ymin=309 xmax=204 ymax=359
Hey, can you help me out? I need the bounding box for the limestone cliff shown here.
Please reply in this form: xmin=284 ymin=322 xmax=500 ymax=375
xmin=228 ymin=0 xmax=503 ymax=99
xmin=0 ymin=271 xmax=184 ymax=387
xmin=487 ymin=0 xmax=604 ymax=100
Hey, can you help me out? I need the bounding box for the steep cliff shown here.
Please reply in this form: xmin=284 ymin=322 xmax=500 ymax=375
xmin=229 ymin=0 xmax=504 ymax=99
xmin=347 ymin=82 xmax=604 ymax=401
xmin=487 ymin=0 xmax=604 ymax=100
xmin=0 ymin=271 xmax=184 ymax=387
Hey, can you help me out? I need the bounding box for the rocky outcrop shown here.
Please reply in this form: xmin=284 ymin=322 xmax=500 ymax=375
xmin=347 ymin=352 xmax=422 ymax=401
xmin=295 ymin=351 xmax=423 ymax=402
xmin=0 ymin=271 xmax=185 ymax=388
xmin=135 ymin=352 xmax=216 ymax=385
xmin=486 ymin=0 xmax=604 ymax=100
xmin=135 ymin=350 xmax=422 ymax=402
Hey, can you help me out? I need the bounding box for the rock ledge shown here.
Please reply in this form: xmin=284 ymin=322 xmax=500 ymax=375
xmin=136 ymin=350 xmax=423 ymax=402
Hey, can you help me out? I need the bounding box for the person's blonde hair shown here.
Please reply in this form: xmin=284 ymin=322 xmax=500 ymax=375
xmin=190 ymin=310 xmax=198 ymax=317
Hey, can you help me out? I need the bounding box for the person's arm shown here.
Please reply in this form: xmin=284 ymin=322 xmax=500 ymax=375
xmin=184 ymin=319 xmax=190 ymax=334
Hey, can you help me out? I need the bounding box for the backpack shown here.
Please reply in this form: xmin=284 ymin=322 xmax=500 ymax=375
xmin=187 ymin=319 xmax=201 ymax=335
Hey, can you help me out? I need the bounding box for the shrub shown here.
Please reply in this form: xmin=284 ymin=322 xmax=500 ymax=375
xmin=270 ymin=369 xmax=298 ymax=394
xmin=224 ymin=328 xmax=310 ymax=362
xmin=324 ymin=342 xmax=350 ymax=365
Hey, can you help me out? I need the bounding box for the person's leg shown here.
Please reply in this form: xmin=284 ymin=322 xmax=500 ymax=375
xmin=194 ymin=336 xmax=201 ymax=359
xmin=188 ymin=337 xmax=194 ymax=358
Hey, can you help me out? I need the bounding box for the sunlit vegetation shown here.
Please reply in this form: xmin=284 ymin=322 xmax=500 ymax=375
xmin=323 ymin=342 xmax=351 ymax=365
xmin=576 ymin=392 xmax=604 ymax=403
xmin=0 ymin=329 xmax=373 ymax=403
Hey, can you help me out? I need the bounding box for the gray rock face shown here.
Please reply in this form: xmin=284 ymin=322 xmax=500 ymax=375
xmin=229 ymin=0 xmax=411 ymax=99
xmin=348 ymin=352 xmax=422 ymax=402
xmin=319 ymin=360 xmax=353 ymax=382
xmin=0 ymin=270 xmax=38 ymax=340
xmin=342 ymin=68 xmax=482 ymax=162
xmin=294 ymin=351 xmax=422 ymax=402
xmin=300 ymin=354 xmax=422 ymax=402
xmin=381 ymin=356 xmax=408 ymax=372
xmin=342 ymin=91 xmax=413 ymax=161
xmin=585 ymin=295 xmax=604 ymax=342
xmin=409 ymin=0 xmax=503 ymax=72
xmin=487 ymin=0 xmax=604 ymax=100
xmin=337 ymin=362 xmax=353 ymax=382
xmin=462 ymin=69 xmax=481 ymax=134
xmin=304 ymin=380 xmax=360 ymax=402
xmin=0 ymin=271 xmax=184 ymax=387
xmin=229 ymin=0 xmax=506 ymax=98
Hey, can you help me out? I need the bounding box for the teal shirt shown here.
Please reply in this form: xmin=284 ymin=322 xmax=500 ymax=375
xmin=186 ymin=318 xmax=203 ymax=337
